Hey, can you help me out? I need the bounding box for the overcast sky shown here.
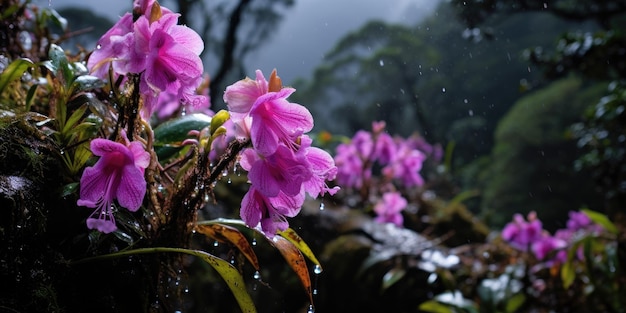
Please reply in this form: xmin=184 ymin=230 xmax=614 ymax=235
xmin=42 ymin=0 xmax=441 ymax=83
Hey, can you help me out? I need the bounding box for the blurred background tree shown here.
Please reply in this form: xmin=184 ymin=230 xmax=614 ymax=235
xmin=449 ymin=0 xmax=626 ymax=222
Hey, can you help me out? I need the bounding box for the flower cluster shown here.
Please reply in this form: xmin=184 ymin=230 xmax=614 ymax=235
xmin=333 ymin=121 xmax=440 ymax=226
xmin=502 ymin=210 xmax=605 ymax=261
xmin=334 ymin=121 xmax=435 ymax=190
xmin=87 ymin=0 xmax=208 ymax=119
xmin=224 ymin=69 xmax=339 ymax=235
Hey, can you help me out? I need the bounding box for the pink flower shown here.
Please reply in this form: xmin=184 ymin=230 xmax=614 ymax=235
xmin=87 ymin=1 xmax=207 ymax=119
xmin=224 ymin=69 xmax=313 ymax=156
xmin=501 ymin=211 xmax=544 ymax=251
xmin=374 ymin=192 xmax=407 ymax=227
xmin=531 ymin=234 xmax=567 ymax=260
xmin=77 ymin=139 xmax=150 ymax=233
xmin=299 ymin=135 xmax=340 ymax=198
xmin=240 ymin=187 xmax=304 ymax=236
xmin=382 ymin=142 xmax=426 ymax=187
xmin=239 ymin=146 xmax=310 ymax=198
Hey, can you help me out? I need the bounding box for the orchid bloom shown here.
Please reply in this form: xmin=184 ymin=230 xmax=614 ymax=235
xmin=87 ymin=0 xmax=207 ymax=120
xmin=224 ymin=69 xmax=313 ymax=156
xmin=501 ymin=211 xmax=544 ymax=251
xmin=224 ymin=69 xmax=338 ymax=235
xmin=77 ymin=138 xmax=150 ymax=233
xmin=373 ymin=191 xmax=408 ymax=227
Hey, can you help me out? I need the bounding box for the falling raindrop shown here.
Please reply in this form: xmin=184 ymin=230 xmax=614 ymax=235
xmin=468 ymin=110 xmax=474 ymax=116
xmin=379 ymin=59 xmax=384 ymax=66
xmin=442 ymin=87 xmax=446 ymax=93
xmin=307 ymin=305 xmax=315 ymax=313
xmin=319 ymin=202 xmax=325 ymax=211
xmin=251 ymin=237 xmax=257 ymax=246
xmin=253 ymin=271 xmax=261 ymax=280
xmin=213 ymin=241 xmax=219 ymax=247
xmin=313 ymin=264 xmax=323 ymax=275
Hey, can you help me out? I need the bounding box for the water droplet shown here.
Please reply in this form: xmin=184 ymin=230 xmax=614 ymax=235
xmin=319 ymin=202 xmax=325 ymax=211
xmin=442 ymin=87 xmax=446 ymax=93
xmin=251 ymin=238 xmax=257 ymax=246
xmin=379 ymin=59 xmax=384 ymax=66
xmin=222 ymin=169 xmax=228 ymax=177
xmin=213 ymin=241 xmax=219 ymax=247
xmin=253 ymin=271 xmax=261 ymax=280
xmin=307 ymin=304 xmax=315 ymax=313
xmin=468 ymin=110 xmax=474 ymax=116
xmin=96 ymin=44 xmax=102 ymax=50
xmin=313 ymin=288 xmax=318 ymax=295
xmin=313 ymin=264 xmax=323 ymax=274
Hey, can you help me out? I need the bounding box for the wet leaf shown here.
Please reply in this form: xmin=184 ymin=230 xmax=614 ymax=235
xmin=62 ymin=104 xmax=88 ymax=135
xmin=265 ymin=234 xmax=314 ymax=304
xmin=195 ymin=222 xmax=260 ymax=270
xmin=581 ymin=208 xmax=617 ymax=234
xmin=48 ymin=44 xmax=73 ymax=88
xmin=381 ymin=267 xmax=406 ymax=291
xmin=0 ymin=58 xmax=33 ymax=95
xmin=71 ymin=75 xmax=104 ymax=93
xmin=561 ymin=258 xmax=576 ymax=289
xmin=72 ymin=247 xmax=257 ymax=313
xmin=153 ymin=113 xmax=212 ymax=161
xmin=505 ymin=293 xmax=526 ymax=313
xmin=418 ymin=300 xmax=454 ymax=313
xmin=278 ymin=228 xmax=322 ymax=268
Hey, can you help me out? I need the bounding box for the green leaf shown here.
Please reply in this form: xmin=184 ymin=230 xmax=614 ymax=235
xmin=60 ymin=182 xmax=79 ymax=198
xmin=1 ymin=3 xmax=20 ymax=19
xmin=381 ymin=267 xmax=406 ymax=291
xmin=25 ymin=84 xmax=38 ymax=111
xmin=72 ymin=247 xmax=257 ymax=313
xmin=153 ymin=113 xmax=212 ymax=161
xmin=71 ymin=75 xmax=104 ymax=93
xmin=62 ymin=104 xmax=88 ymax=135
xmin=0 ymin=58 xmax=33 ymax=95
xmin=48 ymin=44 xmax=73 ymax=88
xmin=561 ymin=258 xmax=576 ymax=289
xmin=505 ymin=293 xmax=526 ymax=313
xmin=46 ymin=8 xmax=68 ymax=31
xmin=278 ymin=228 xmax=322 ymax=268
xmin=418 ymin=300 xmax=454 ymax=313
xmin=581 ymin=208 xmax=618 ymax=234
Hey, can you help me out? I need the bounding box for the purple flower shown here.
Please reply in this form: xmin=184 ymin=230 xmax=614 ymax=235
xmin=501 ymin=211 xmax=544 ymax=251
xmin=382 ymin=142 xmax=426 ymax=187
xmin=240 ymin=145 xmax=310 ymax=198
xmin=225 ymin=69 xmax=337 ymax=235
xmin=87 ymin=1 xmax=207 ymax=119
xmin=240 ymin=187 xmax=305 ymax=236
xmin=224 ymin=69 xmax=313 ymax=156
xmin=531 ymin=235 xmax=567 ymax=260
xmin=373 ymin=192 xmax=407 ymax=227
xmin=334 ymin=142 xmax=369 ymax=189
xmin=77 ymin=138 xmax=150 ymax=233
xmin=299 ymin=135 xmax=340 ymax=198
